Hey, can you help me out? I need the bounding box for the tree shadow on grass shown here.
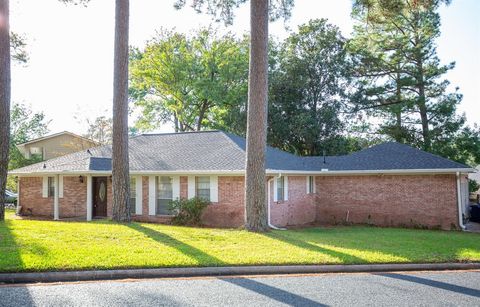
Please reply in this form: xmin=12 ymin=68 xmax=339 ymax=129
xmin=127 ymin=223 xmax=224 ymax=266
xmin=263 ymin=231 xmax=367 ymax=264
xmin=0 ymin=211 xmax=37 ymax=306
xmin=0 ymin=217 xmax=50 ymax=273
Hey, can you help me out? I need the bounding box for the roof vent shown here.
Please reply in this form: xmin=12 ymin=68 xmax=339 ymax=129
xmin=323 ymin=150 xmax=326 ymax=164
xmin=86 ymin=149 xmax=92 ymax=156
xmin=43 ymin=163 xmax=46 ymax=169
xmin=321 ymin=168 xmax=328 ymax=172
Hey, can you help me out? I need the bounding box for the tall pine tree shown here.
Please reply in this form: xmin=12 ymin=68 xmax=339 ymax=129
xmin=351 ymin=0 xmax=470 ymax=159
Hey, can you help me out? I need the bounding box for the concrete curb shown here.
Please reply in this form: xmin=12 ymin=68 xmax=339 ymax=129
xmin=1 ymin=263 xmax=479 ymax=284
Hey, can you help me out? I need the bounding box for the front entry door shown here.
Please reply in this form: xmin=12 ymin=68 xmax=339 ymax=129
xmin=93 ymin=177 xmax=108 ymax=217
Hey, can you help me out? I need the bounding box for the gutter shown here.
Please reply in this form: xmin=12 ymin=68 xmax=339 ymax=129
xmin=9 ymin=168 xmax=475 ymax=177
xmin=266 ymin=168 xmax=476 ymax=175
xmin=267 ymin=175 xmax=286 ymax=230
xmin=456 ymin=172 xmax=466 ymax=231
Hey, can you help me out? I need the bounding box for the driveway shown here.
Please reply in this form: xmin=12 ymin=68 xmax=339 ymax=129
xmin=0 ymin=270 xmax=479 ymax=306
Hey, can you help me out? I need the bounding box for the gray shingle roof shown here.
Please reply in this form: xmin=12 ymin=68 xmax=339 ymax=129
xmin=304 ymin=142 xmax=471 ymax=171
xmin=10 ymin=131 xmax=472 ymax=174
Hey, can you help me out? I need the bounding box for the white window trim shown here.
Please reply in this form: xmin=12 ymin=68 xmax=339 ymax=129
xmin=188 ymin=176 xmax=195 ymax=199
xmin=284 ymin=176 xmax=289 ymax=201
xmin=42 ymin=176 xmax=48 ymax=198
xmin=210 ymin=175 xmax=218 ymax=202
xmin=274 ymin=176 xmax=288 ymax=202
xmin=148 ymin=175 xmax=156 ymax=216
xmin=172 ymin=176 xmax=180 ymax=200
xmin=58 ymin=175 xmax=64 ymax=198
xmin=135 ymin=175 xmax=142 ymax=215
xmin=306 ymin=176 xmax=316 ymax=194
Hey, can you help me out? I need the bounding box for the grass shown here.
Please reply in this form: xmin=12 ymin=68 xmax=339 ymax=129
xmin=0 ymin=209 xmax=479 ymax=273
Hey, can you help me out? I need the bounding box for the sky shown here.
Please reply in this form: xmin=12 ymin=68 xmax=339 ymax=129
xmin=9 ymin=0 xmax=480 ymax=135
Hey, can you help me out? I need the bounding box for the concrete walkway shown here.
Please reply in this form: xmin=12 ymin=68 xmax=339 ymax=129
xmin=466 ymin=222 xmax=480 ymax=232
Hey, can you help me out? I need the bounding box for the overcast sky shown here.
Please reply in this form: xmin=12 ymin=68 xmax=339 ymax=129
xmin=9 ymin=0 xmax=480 ymax=135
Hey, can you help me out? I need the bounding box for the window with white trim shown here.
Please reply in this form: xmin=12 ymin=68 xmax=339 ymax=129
xmin=156 ymin=176 xmax=173 ymax=215
xmin=307 ymin=176 xmax=315 ymax=194
xmin=196 ymin=176 xmax=210 ymax=201
xmin=47 ymin=177 xmax=55 ymax=197
xmin=276 ymin=177 xmax=284 ymax=202
xmin=129 ymin=177 xmax=136 ymax=214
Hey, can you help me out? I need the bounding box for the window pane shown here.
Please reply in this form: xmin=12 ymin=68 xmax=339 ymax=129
xmin=48 ymin=177 xmax=55 ymax=197
xmin=196 ymin=176 xmax=210 ymax=201
xmin=129 ymin=198 xmax=136 ymax=214
xmin=308 ymin=176 xmax=314 ymax=194
xmin=156 ymin=199 xmax=171 ymax=215
xmin=130 ymin=177 xmax=136 ymax=198
xmin=156 ymin=176 xmax=173 ymax=215
xmin=277 ymin=177 xmax=284 ymax=201
xmin=157 ymin=176 xmax=173 ymax=199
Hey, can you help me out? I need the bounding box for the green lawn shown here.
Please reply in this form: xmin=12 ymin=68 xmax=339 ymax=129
xmin=0 ymin=209 xmax=479 ymax=273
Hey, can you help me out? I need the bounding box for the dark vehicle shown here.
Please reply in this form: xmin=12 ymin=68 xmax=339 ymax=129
xmin=470 ymin=204 xmax=480 ymax=223
xmin=4 ymin=190 xmax=17 ymax=205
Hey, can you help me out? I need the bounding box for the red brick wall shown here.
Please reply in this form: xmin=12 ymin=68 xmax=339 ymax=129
xmin=180 ymin=176 xmax=188 ymax=199
xmin=59 ymin=176 xmax=87 ymax=218
xmin=270 ymin=176 xmax=316 ymax=227
xmin=19 ymin=177 xmax=53 ymax=217
xmin=106 ymin=177 xmax=113 ymax=218
xmin=141 ymin=176 xmax=149 ymax=216
xmin=19 ymin=173 xmax=461 ymax=230
xmin=315 ymin=174 xmax=459 ymax=230
xmin=201 ymin=176 xmax=245 ymax=227
xmin=19 ymin=176 xmax=88 ymax=218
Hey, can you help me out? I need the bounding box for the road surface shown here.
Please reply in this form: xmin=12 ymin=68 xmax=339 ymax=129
xmin=0 ymin=270 xmax=479 ymax=306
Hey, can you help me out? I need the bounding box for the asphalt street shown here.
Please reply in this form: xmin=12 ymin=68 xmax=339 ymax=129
xmin=0 ymin=270 xmax=479 ymax=306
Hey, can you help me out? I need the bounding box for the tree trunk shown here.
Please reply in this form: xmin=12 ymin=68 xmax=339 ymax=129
xmin=0 ymin=0 xmax=10 ymax=221
xmin=416 ymin=59 xmax=430 ymax=150
xmin=244 ymin=0 xmax=269 ymax=232
xmin=112 ymin=0 xmax=130 ymax=222
xmin=394 ymin=71 xmax=403 ymax=143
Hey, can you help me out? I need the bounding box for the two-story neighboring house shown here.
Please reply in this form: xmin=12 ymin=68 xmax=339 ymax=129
xmin=16 ymin=131 xmax=98 ymax=160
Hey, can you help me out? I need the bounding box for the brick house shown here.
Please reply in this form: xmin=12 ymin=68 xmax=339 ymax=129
xmin=10 ymin=131 xmax=474 ymax=230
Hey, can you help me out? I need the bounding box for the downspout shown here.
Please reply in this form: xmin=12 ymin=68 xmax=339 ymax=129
xmin=267 ymin=176 xmax=286 ymax=230
xmin=456 ymin=172 xmax=466 ymax=230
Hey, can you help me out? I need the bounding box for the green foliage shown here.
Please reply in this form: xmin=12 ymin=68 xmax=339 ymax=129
xmin=6 ymin=104 xmax=49 ymax=192
xmin=168 ymin=197 xmax=210 ymax=226
xmin=267 ymin=19 xmax=355 ymax=156
xmin=130 ymin=28 xmax=249 ymax=132
xmin=349 ymin=0 xmax=479 ymax=164
xmin=469 ymin=179 xmax=480 ymax=194
xmin=174 ymin=0 xmax=294 ymax=25
xmin=85 ymin=116 xmax=113 ymax=145
xmin=10 ymin=32 xmax=28 ymax=64
xmin=8 ymin=103 xmax=49 ymax=171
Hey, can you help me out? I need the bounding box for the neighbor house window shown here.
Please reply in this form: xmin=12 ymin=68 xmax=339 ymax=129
xmin=307 ymin=176 xmax=315 ymax=194
xmin=48 ymin=177 xmax=55 ymax=197
xmin=156 ymin=176 xmax=173 ymax=215
xmin=129 ymin=177 xmax=136 ymax=214
xmin=276 ymin=177 xmax=284 ymax=202
xmin=196 ymin=176 xmax=210 ymax=201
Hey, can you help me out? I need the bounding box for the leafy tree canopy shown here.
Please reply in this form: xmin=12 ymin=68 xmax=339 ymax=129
xmin=130 ymin=27 xmax=249 ymax=132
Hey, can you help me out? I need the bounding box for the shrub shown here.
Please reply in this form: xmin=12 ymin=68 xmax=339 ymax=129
xmin=168 ymin=197 xmax=210 ymax=226
xmin=469 ymin=179 xmax=480 ymax=193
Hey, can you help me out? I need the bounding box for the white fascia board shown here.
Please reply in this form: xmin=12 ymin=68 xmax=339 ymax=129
xmin=10 ymin=168 xmax=475 ymax=176
xmin=9 ymin=170 xmax=246 ymax=176
xmin=266 ymin=168 xmax=476 ymax=175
